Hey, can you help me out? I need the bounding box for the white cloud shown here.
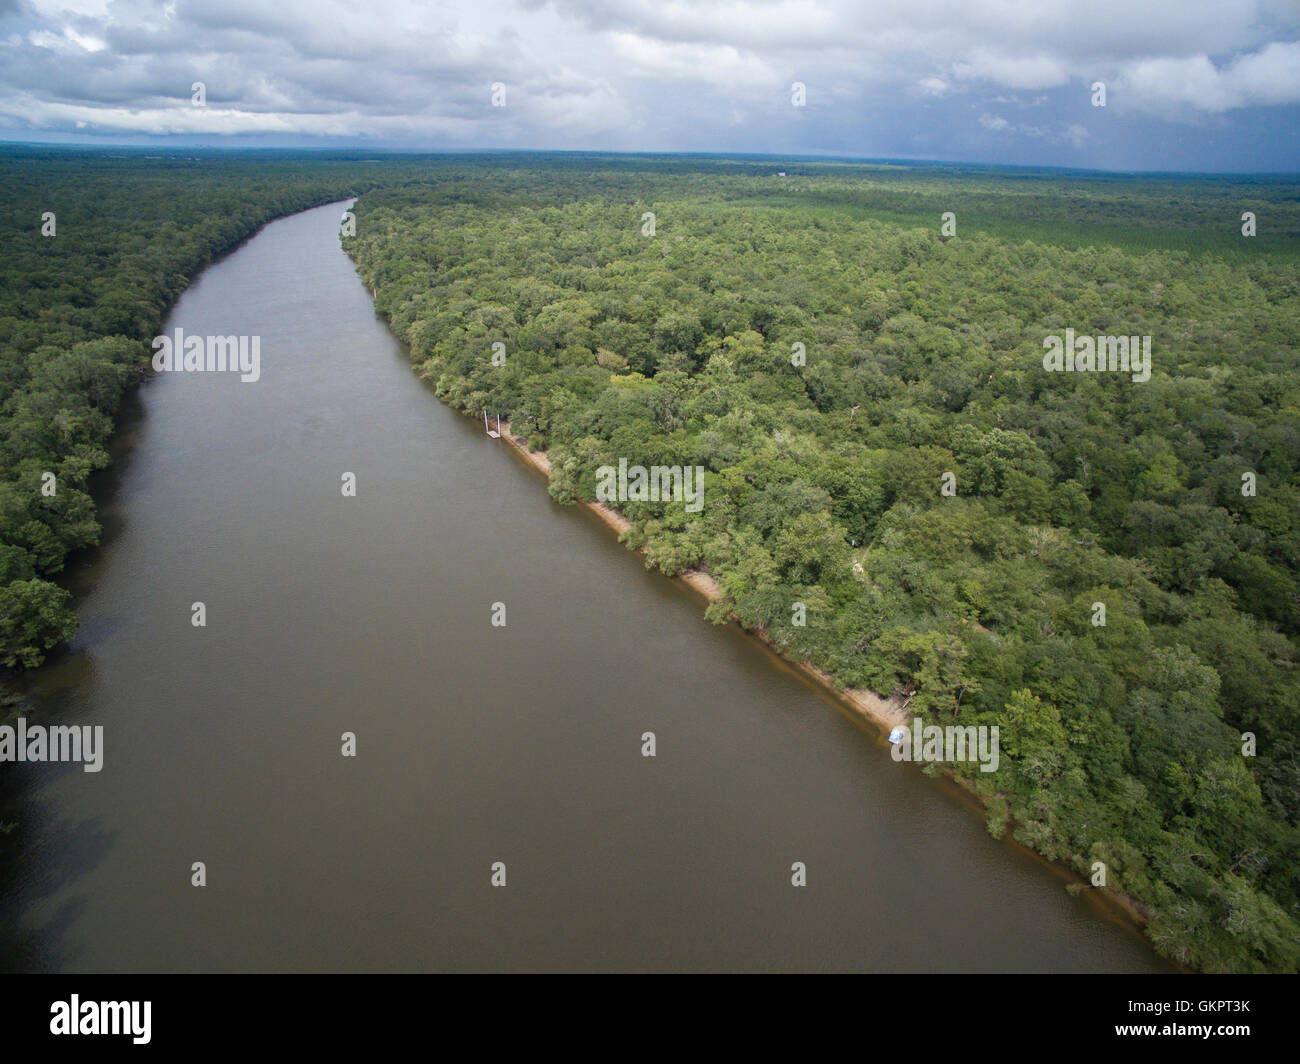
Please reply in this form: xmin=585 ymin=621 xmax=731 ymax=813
xmin=26 ymin=27 xmax=103 ymax=52
xmin=955 ymin=52 xmax=1069 ymax=91
xmin=0 ymin=0 xmax=1297 ymax=161
xmin=64 ymin=27 xmax=104 ymax=51
xmin=1118 ymin=41 xmax=1300 ymax=115
xmin=27 ymin=0 xmax=111 ymax=16
xmin=607 ymin=31 xmax=775 ymax=90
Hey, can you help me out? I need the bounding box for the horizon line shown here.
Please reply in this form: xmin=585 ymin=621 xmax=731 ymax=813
xmin=1 ymin=140 xmax=1298 ymax=179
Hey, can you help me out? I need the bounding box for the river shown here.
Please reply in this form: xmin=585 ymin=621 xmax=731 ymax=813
xmin=0 ymin=200 xmax=1169 ymax=972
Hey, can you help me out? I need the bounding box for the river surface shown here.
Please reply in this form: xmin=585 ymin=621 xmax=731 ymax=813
xmin=0 ymin=201 xmax=1169 ymax=972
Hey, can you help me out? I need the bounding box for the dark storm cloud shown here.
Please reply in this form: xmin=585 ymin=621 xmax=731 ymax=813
xmin=0 ymin=0 xmax=1297 ymax=168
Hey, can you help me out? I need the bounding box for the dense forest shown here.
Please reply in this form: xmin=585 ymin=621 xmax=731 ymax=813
xmin=2 ymin=148 xmax=1297 ymax=972
xmin=0 ymin=147 xmax=433 ymax=669
xmin=343 ymin=158 xmax=1300 ymax=973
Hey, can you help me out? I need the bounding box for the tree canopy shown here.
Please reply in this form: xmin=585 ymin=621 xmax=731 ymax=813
xmin=346 ymin=158 xmax=1300 ymax=973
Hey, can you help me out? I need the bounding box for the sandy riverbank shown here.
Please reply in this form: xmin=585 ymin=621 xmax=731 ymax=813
xmin=475 ymin=412 xmax=1155 ymax=944
xmin=495 ymin=420 xmax=908 ymax=736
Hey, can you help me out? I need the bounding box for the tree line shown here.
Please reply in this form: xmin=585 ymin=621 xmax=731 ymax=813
xmin=2 ymin=147 xmax=1296 ymax=972
xmin=0 ymin=147 xmax=436 ymax=668
xmin=345 ymin=158 xmax=1300 ymax=972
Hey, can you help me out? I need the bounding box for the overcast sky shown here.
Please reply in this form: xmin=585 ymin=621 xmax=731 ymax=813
xmin=2 ymin=0 xmax=1298 ymax=171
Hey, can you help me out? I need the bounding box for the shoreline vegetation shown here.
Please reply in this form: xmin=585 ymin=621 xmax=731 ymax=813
xmin=487 ymin=409 xmax=1157 ymax=944
xmin=346 ymin=158 xmax=1300 ymax=973
xmin=3 ymin=150 xmax=1297 ymax=973
xmin=496 ymin=416 xmax=908 ymax=732
xmin=0 ymin=149 xmax=457 ymax=675
xmin=1 ymin=151 xmax=388 ymax=673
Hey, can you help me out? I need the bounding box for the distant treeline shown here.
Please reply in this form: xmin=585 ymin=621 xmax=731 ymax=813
xmin=344 ymin=159 xmax=1300 ymax=973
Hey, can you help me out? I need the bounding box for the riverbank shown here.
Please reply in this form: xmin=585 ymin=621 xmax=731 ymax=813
xmin=494 ymin=420 xmax=909 ymax=737
xmin=488 ymin=415 xmax=1157 ymax=944
xmin=1 ymin=189 xmax=373 ymax=673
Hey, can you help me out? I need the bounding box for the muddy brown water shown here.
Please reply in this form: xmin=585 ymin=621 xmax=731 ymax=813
xmin=0 ymin=201 xmax=1170 ymax=972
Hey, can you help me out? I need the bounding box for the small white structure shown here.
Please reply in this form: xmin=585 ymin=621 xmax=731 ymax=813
xmin=484 ymin=410 xmax=501 ymax=439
